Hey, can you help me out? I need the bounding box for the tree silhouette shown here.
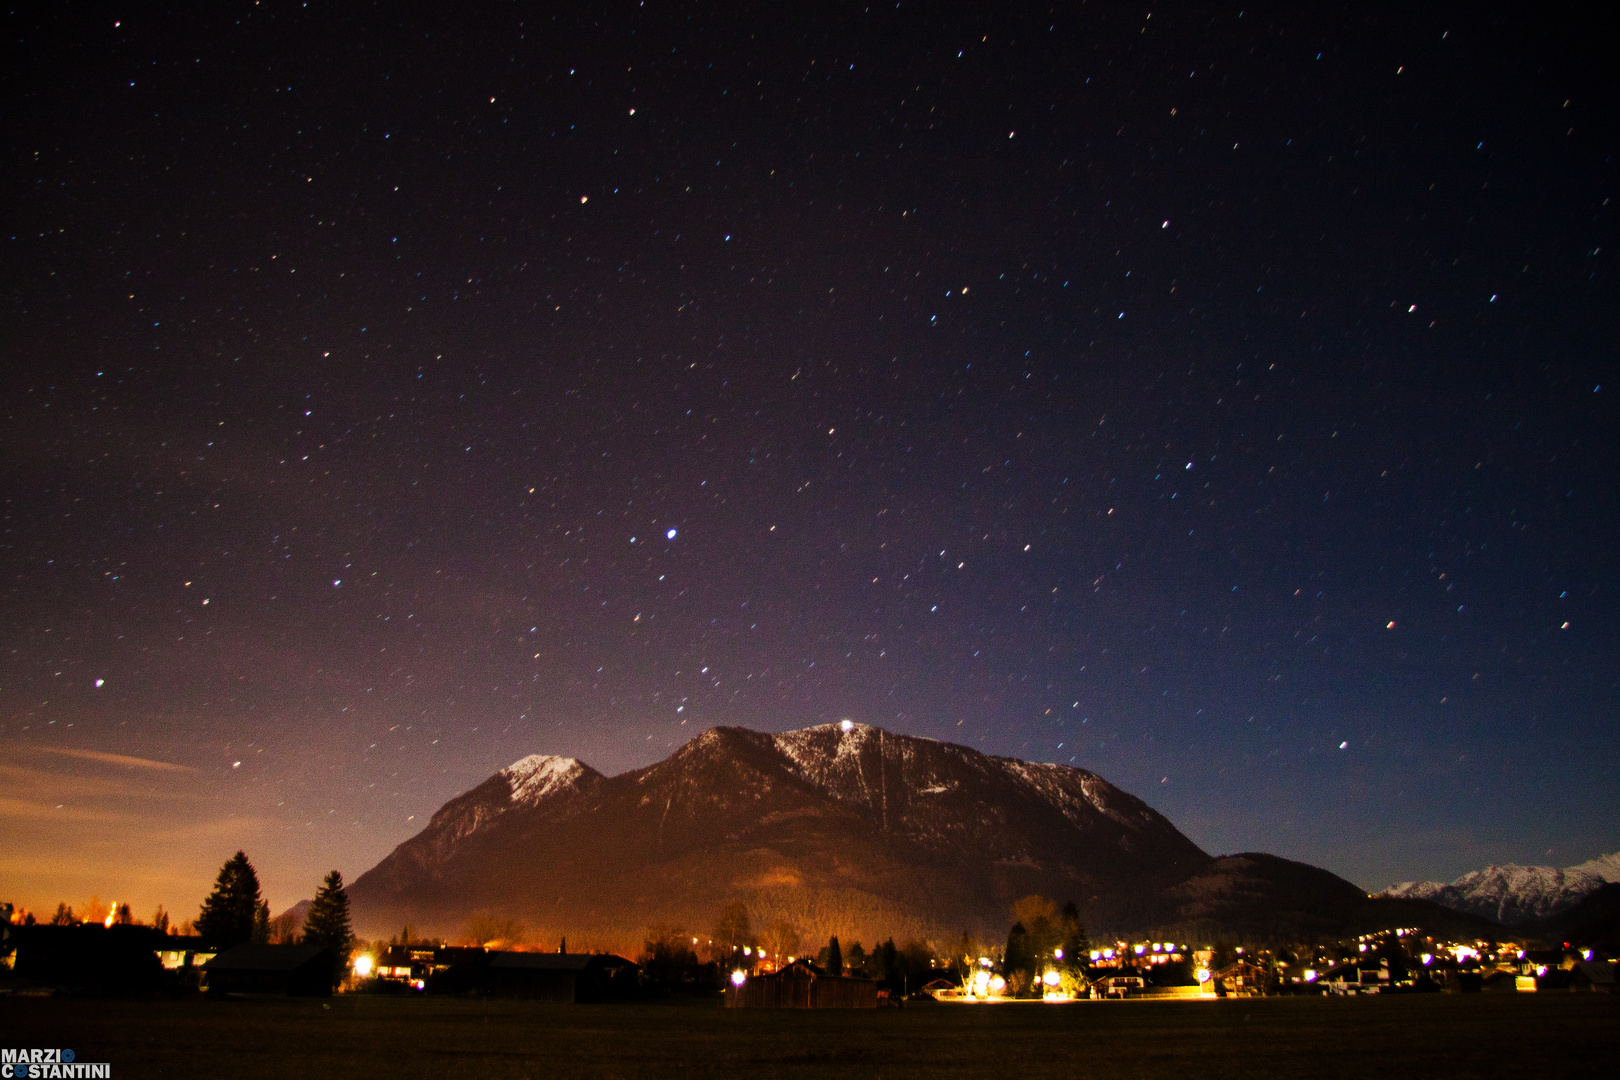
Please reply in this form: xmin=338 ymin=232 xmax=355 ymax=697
xmin=301 ymin=871 xmax=355 ymax=985
xmin=1059 ymin=901 xmax=1089 ymax=970
xmin=196 ymin=851 xmax=264 ymax=949
xmin=711 ymin=901 xmax=753 ymax=958
xmin=1003 ymin=921 xmax=1034 ymax=994
xmin=824 ymin=935 xmax=843 ymax=975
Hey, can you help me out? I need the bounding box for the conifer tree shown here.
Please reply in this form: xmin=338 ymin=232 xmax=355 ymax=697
xmin=301 ymin=870 xmax=355 ymax=984
xmin=825 ymin=935 xmax=843 ymax=975
xmin=196 ymin=851 xmax=264 ymax=948
xmin=1058 ymin=901 xmax=1090 ymax=971
xmin=1003 ymin=921 xmax=1034 ymax=992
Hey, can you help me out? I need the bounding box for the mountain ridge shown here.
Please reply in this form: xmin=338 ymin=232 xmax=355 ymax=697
xmin=344 ymin=722 xmax=1493 ymax=949
xmin=1381 ymin=852 xmax=1620 ymax=924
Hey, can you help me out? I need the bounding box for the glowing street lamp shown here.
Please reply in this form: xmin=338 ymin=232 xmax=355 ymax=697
xmin=731 ymin=970 xmax=747 ymax=987
xmin=1195 ymin=968 xmax=1212 ymax=985
xmin=353 ymin=955 xmax=375 ymax=978
xmin=1042 ymin=970 xmax=1061 ymax=988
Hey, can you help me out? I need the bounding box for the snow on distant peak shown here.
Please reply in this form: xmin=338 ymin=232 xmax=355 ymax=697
xmin=500 ymin=754 xmax=589 ymax=804
xmin=1380 ymin=850 xmax=1620 ymax=924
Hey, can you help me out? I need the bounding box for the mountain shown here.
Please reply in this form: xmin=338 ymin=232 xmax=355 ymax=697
xmin=1153 ymin=853 xmax=1499 ymax=943
xmin=344 ymin=723 xmax=1483 ymax=951
xmin=1380 ymin=852 xmax=1620 ymax=924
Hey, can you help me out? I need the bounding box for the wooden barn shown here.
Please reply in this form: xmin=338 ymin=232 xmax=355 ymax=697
xmin=726 ymin=961 xmax=878 ymax=1009
xmin=202 ymin=943 xmax=335 ymax=997
xmin=477 ymin=951 xmax=640 ymax=1002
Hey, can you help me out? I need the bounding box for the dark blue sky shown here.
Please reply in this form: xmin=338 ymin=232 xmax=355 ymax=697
xmin=2 ymin=2 xmax=1613 ymax=915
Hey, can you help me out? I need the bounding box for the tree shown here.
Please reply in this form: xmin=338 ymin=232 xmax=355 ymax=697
xmin=268 ymin=907 xmax=302 ymax=945
xmin=641 ymin=924 xmax=702 ymax=991
xmin=1058 ymin=901 xmax=1089 ymax=971
xmin=822 ymin=935 xmax=843 ymax=975
xmin=114 ymin=903 xmax=133 ymax=925
xmin=50 ymin=903 xmax=75 ymax=926
xmin=252 ymin=899 xmax=270 ymax=944
xmin=301 ymin=871 xmax=355 ymax=985
xmin=151 ymin=905 xmax=170 ymax=934
xmin=843 ymin=941 xmax=868 ymax=975
xmin=761 ymin=919 xmax=800 ymax=964
xmin=1003 ymin=922 xmax=1034 ymax=995
xmin=711 ymin=901 xmax=753 ymax=958
xmin=196 ymin=851 xmax=265 ymax=949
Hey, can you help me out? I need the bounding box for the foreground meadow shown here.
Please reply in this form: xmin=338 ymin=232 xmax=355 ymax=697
xmin=4 ymin=992 xmax=1614 ymax=1079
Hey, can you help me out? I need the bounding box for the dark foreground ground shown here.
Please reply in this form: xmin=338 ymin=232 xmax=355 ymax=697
xmin=3 ymin=993 xmax=1614 ymax=1079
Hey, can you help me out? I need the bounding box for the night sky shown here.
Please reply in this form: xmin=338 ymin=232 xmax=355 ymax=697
xmin=3 ymin=3 xmax=1614 ymax=919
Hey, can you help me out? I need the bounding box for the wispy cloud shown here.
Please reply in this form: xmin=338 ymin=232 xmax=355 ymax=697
xmin=31 ymin=746 xmax=191 ymax=772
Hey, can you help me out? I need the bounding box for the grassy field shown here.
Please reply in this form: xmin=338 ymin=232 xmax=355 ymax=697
xmin=4 ymin=993 xmax=1614 ymax=1079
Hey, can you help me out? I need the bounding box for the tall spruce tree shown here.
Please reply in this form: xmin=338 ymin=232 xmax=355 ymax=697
xmin=301 ymin=870 xmax=355 ymax=984
xmin=1003 ymin=921 xmax=1034 ymax=993
xmin=196 ymin=851 xmax=264 ymax=948
xmin=1058 ymin=901 xmax=1090 ymax=971
xmin=825 ymin=935 xmax=843 ymax=975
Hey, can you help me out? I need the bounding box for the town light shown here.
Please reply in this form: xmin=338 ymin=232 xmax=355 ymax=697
xmin=1042 ymin=970 xmax=1061 ymax=987
xmin=973 ymin=969 xmax=991 ymax=996
xmin=1089 ymin=950 xmax=1100 ymax=961
xmin=1134 ymin=944 xmax=1145 ymax=955
xmin=1053 ymin=948 xmax=1063 ymax=960
xmin=1196 ymin=968 xmax=1211 ymax=984
xmin=1303 ymin=970 xmax=1317 ymax=983
xmin=989 ymin=976 xmax=1006 ymax=993
xmin=731 ymin=970 xmax=747 ymax=987
xmin=353 ymin=955 xmax=374 ymax=977
xmin=1421 ymin=953 xmax=1433 ymax=966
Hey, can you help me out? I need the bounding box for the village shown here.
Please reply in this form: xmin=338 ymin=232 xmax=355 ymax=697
xmin=3 ymin=853 xmax=1615 ymax=1006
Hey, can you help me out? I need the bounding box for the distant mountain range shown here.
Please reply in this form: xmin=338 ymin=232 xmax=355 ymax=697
xmin=343 ymin=723 xmax=1492 ymax=950
xmin=1381 ymin=852 xmax=1620 ymax=925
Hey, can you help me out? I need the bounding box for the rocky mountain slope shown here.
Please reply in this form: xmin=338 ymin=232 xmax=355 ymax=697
xmin=344 ymin=722 xmax=1483 ymax=950
xmin=1381 ymin=852 xmax=1620 ymax=924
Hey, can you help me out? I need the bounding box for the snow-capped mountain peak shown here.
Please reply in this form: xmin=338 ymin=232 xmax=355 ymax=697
xmin=1381 ymin=851 xmax=1620 ymax=924
xmin=501 ymin=753 xmax=593 ymax=805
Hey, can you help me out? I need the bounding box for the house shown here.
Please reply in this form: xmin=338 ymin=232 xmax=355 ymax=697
xmin=1559 ymin=961 xmax=1617 ymax=993
xmin=6 ymin=923 xmax=166 ymax=995
xmin=477 ymin=951 xmax=639 ymax=1002
xmin=1091 ymin=975 xmax=1146 ymax=999
xmin=1318 ymin=959 xmax=1388 ymax=995
xmin=1212 ymin=960 xmax=1270 ymax=997
xmin=203 ymin=943 xmax=336 ymax=997
xmin=726 ymin=960 xmax=878 ymax=1008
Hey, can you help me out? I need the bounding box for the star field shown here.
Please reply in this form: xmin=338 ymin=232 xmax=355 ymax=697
xmin=1 ymin=3 xmax=1614 ymax=915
